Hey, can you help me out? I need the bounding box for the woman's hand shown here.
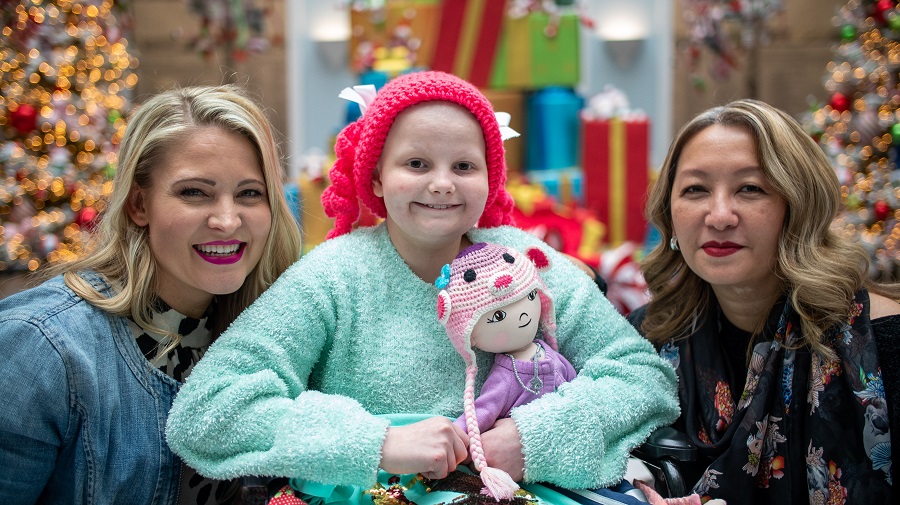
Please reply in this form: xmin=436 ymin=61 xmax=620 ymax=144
xmin=479 ymin=418 xmax=525 ymax=481
xmin=380 ymin=416 xmax=469 ymax=479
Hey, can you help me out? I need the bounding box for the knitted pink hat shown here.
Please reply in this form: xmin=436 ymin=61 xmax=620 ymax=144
xmin=435 ymin=242 xmax=556 ymax=500
xmin=437 ymin=243 xmax=557 ymax=359
xmin=322 ymin=71 xmax=516 ymax=239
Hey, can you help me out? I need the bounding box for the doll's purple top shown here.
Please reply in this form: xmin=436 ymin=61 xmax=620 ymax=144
xmin=454 ymin=339 xmax=577 ymax=434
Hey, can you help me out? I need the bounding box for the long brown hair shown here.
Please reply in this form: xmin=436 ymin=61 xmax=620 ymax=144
xmin=640 ymin=99 xmax=895 ymax=356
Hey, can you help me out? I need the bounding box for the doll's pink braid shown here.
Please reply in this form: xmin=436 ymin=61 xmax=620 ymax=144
xmin=462 ymin=351 xmax=519 ymax=500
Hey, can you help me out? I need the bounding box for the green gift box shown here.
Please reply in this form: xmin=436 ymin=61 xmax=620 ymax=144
xmin=490 ymin=12 xmax=581 ymax=89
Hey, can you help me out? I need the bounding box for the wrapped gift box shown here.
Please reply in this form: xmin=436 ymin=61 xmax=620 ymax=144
xmin=525 ymin=168 xmax=584 ymax=207
xmin=482 ymin=88 xmax=526 ymax=176
xmin=490 ymin=12 xmax=580 ymax=89
xmin=581 ymin=117 xmax=651 ymax=246
xmin=430 ymin=0 xmax=506 ymax=87
xmin=526 ymin=87 xmax=582 ymax=172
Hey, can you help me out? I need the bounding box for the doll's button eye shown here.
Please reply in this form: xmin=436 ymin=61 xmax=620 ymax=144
xmin=528 ymin=289 xmax=537 ymax=301
xmin=502 ymin=253 xmax=515 ymax=264
xmin=464 ymin=269 xmax=476 ymax=282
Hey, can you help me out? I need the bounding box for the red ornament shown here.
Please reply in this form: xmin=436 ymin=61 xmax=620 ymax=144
xmin=9 ymin=104 xmax=38 ymax=135
xmin=874 ymin=200 xmax=892 ymax=221
xmin=874 ymin=0 xmax=894 ymax=22
xmin=76 ymin=206 xmax=100 ymax=231
xmin=830 ymin=92 xmax=850 ymax=112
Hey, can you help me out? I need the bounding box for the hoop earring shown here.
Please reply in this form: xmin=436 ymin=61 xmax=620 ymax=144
xmin=669 ymin=236 xmax=680 ymax=251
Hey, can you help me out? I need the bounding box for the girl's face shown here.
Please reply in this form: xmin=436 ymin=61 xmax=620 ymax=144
xmin=670 ymin=124 xmax=787 ymax=298
xmin=373 ymin=102 xmax=488 ymax=255
xmin=126 ymin=127 xmax=272 ymax=317
xmin=471 ymin=289 xmax=541 ymax=355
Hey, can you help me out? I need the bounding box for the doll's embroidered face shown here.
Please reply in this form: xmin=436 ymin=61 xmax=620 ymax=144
xmin=471 ymin=288 xmax=541 ymax=354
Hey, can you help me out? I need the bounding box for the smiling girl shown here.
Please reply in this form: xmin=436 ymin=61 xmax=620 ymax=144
xmin=166 ymin=71 xmax=679 ymax=499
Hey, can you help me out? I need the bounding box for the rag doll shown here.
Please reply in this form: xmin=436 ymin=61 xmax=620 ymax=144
xmin=436 ymin=242 xmax=577 ymax=500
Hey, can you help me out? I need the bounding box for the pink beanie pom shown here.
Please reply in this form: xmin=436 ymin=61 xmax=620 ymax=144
xmin=323 ymin=71 xmax=516 ymax=239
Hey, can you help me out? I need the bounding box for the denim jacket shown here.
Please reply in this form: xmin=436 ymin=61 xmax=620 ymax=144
xmin=0 ymin=272 xmax=181 ymax=505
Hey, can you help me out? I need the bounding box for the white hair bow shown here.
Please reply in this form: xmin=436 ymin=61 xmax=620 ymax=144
xmin=339 ymin=84 xmax=378 ymax=115
xmin=339 ymin=84 xmax=520 ymax=142
xmin=495 ymin=112 xmax=519 ymax=141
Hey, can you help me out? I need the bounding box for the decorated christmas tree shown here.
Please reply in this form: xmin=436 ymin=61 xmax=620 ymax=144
xmin=0 ymin=0 xmax=136 ymax=271
xmin=807 ymin=0 xmax=900 ymax=279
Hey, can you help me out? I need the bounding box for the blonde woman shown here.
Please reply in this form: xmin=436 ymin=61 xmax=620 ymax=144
xmin=630 ymin=99 xmax=900 ymax=504
xmin=0 ymin=85 xmax=301 ymax=505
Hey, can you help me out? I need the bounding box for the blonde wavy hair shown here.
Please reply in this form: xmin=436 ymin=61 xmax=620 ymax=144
xmin=48 ymin=84 xmax=301 ymax=351
xmin=640 ymin=99 xmax=897 ymax=357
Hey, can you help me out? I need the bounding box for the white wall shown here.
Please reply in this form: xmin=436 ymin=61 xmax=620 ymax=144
xmin=580 ymin=0 xmax=673 ymax=169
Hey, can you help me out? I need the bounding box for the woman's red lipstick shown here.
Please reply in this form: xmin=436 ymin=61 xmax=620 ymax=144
xmin=702 ymin=241 xmax=742 ymax=257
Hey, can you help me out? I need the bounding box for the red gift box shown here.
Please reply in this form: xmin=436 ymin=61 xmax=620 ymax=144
xmin=430 ymin=0 xmax=506 ymax=87
xmin=581 ymin=117 xmax=651 ymax=246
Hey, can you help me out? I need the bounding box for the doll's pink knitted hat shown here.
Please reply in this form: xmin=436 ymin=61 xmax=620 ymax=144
xmin=322 ymin=71 xmax=516 ymax=239
xmin=435 ymin=242 xmax=556 ymax=500
xmin=436 ymin=242 xmax=557 ymax=361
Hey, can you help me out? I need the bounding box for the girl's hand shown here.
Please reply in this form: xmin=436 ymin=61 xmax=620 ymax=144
xmin=380 ymin=416 xmax=469 ymax=479
xmin=478 ymin=418 xmax=525 ymax=481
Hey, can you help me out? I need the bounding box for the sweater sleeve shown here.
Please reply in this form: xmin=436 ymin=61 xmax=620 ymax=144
xmin=165 ymin=256 xmax=390 ymax=487
xmin=454 ymin=365 xmax=518 ymax=434
xmin=482 ymin=227 xmax=680 ymax=489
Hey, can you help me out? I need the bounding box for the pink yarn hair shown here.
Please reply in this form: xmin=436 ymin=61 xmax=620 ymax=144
xmin=436 ymin=242 xmax=555 ymax=500
xmin=322 ymin=71 xmax=516 ymax=239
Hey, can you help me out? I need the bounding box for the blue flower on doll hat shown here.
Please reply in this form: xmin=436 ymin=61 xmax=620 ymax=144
xmin=435 ymin=263 xmax=451 ymax=289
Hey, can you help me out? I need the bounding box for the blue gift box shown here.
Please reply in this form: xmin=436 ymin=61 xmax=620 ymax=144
xmin=526 ymin=87 xmax=583 ymax=171
xmin=525 ymin=167 xmax=584 ymax=206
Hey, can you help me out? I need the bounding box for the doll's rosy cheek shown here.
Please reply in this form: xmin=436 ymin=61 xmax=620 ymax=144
xmin=492 ymin=332 xmax=510 ymax=348
xmin=473 ymin=329 xmax=510 ymax=351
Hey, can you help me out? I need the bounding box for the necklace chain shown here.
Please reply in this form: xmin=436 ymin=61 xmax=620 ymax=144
xmin=506 ymin=341 xmax=544 ymax=395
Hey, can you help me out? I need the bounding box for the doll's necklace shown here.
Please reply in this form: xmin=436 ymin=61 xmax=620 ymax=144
xmin=506 ymin=341 xmax=544 ymax=395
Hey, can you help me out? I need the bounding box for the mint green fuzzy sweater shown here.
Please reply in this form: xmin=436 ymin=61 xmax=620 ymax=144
xmin=165 ymin=224 xmax=678 ymax=490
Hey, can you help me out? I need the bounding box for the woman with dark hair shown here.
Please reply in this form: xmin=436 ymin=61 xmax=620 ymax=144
xmin=631 ymin=98 xmax=900 ymax=504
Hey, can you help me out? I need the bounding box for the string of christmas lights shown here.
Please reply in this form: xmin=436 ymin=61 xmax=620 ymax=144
xmin=807 ymin=0 xmax=900 ymax=279
xmin=0 ymin=0 xmax=136 ymax=271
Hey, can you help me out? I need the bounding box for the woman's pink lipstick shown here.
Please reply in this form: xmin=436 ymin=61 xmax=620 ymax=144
xmin=193 ymin=240 xmax=245 ymax=265
xmin=702 ymin=241 xmax=742 ymax=257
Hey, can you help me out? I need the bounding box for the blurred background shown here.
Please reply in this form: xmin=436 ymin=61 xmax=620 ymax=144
xmin=5 ymin=0 xmax=897 ymax=312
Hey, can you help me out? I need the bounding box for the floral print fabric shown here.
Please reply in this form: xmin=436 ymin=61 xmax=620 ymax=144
xmin=661 ymin=291 xmax=892 ymax=503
